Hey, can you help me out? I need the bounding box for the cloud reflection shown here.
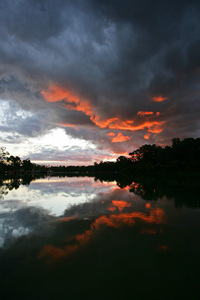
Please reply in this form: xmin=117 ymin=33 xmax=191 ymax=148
xmin=0 ymin=206 xmax=52 ymax=248
xmin=39 ymin=195 xmax=165 ymax=263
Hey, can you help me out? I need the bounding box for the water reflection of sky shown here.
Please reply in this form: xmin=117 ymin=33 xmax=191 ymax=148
xmin=1 ymin=176 xmax=200 ymax=251
xmin=0 ymin=177 xmax=117 ymax=247
xmin=0 ymin=176 xmax=159 ymax=248
xmin=1 ymin=177 xmax=116 ymax=216
xmin=1 ymin=177 xmax=200 ymax=299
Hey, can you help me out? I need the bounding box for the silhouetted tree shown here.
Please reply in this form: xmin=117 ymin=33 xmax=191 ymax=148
xmin=7 ymin=155 xmax=21 ymax=169
xmin=0 ymin=147 xmax=9 ymax=164
xmin=22 ymin=159 xmax=33 ymax=171
xmin=128 ymin=138 xmax=200 ymax=174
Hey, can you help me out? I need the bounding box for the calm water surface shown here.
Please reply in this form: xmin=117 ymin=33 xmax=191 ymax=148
xmin=0 ymin=176 xmax=200 ymax=299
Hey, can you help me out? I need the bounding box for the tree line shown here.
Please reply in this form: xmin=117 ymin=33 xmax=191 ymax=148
xmin=51 ymin=137 xmax=200 ymax=175
xmin=0 ymin=147 xmax=49 ymax=176
xmin=128 ymin=137 xmax=200 ymax=174
xmin=1 ymin=137 xmax=200 ymax=177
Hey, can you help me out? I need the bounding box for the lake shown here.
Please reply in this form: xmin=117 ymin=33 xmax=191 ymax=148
xmin=0 ymin=175 xmax=200 ymax=299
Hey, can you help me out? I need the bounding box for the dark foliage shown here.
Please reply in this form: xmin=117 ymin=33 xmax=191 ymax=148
xmin=128 ymin=137 xmax=200 ymax=175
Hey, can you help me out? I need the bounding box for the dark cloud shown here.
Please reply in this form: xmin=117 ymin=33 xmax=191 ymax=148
xmin=0 ymin=0 xmax=200 ymax=158
xmin=0 ymin=99 xmax=54 ymax=137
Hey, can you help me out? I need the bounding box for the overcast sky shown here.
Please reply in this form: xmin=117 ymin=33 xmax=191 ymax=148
xmin=0 ymin=0 xmax=200 ymax=165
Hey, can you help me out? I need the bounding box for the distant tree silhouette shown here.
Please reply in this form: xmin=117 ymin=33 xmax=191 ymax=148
xmin=0 ymin=147 xmax=9 ymax=164
xmin=7 ymin=155 xmax=21 ymax=169
xmin=22 ymin=159 xmax=33 ymax=171
xmin=1 ymin=138 xmax=200 ymax=178
xmin=129 ymin=137 xmax=200 ymax=174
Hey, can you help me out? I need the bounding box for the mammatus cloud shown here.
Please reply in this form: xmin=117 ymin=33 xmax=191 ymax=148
xmin=0 ymin=0 xmax=200 ymax=163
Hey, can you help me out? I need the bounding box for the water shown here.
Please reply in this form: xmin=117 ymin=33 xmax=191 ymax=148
xmin=0 ymin=175 xmax=200 ymax=299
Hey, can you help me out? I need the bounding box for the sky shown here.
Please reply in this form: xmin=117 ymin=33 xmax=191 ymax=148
xmin=0 ymin=0 xmax=200 ymax=166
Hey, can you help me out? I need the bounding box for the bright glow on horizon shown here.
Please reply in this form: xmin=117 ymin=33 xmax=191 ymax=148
xmin=0 ymin=106 xmax=98 ymax=165
xmin=36 ymin=128 xmax=95 ymax=150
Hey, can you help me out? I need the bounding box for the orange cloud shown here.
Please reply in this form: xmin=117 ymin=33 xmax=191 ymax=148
xmin=94 ymin=208 xmax=165 ymax=229
xmin=145 ymin=203 xmax=151 ymax=209
xmin=107 ymin=206 xmax=117 ymax=212
xmin=65 ymin=101 xmax=93 ymax=117
xmin=144 ymin=133 xmax=151 ymax=140
xmin=110 ymin=200 xmax=131 ymax=212
xmin=41 ymin=84 xmax=93 ymax=116
xmin=107 ymin=132 xmax=116 ymax=137
xmin=91 ymin=116 xmax=119 ymax=128
xmin=137 ymin=111 xmax=154 ymax=116
xmin=147 ymin=123 xmax=163 ymax=133
xmin=152 ymin=96 xmax=169 ymax=102
xmin=42 ymin=84 xmax=164 ymax=134
xmin=41 ymin=85 xmax=81 ymax=104
xmin=111 ymin=132 xmax=130 ymax=143
xmin=57 ymin=122 xmax=78 ymax=129
xmin=108 ymin=119 xmax=164 ymax=133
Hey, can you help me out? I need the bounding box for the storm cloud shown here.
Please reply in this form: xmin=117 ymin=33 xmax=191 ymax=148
xmin=0 ymin=0 xmax=200 ymax=161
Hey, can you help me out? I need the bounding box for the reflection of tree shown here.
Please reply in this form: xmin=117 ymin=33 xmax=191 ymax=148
xmin=93 ymin=172 xmax=200 ymax=209
xmin=129 ymin=175 xmax=200 ymax=208
xmin=129 ymin=182 xmax=145 ymax=197
xmin=0 ymin=178 xmax=21 ymax=193
xmin=94 ymin=173 xmax=134 ymax=189
xmin=21 ymin=175 xmax=33 ymax=186
xmin=0 ymin=185 xmax=8 ymax=199
xmin=55 ymin=172 xmax=200 ymax=209
xmin=0 ymin=174 xmax=50 ymax=199
xmin=0 ymin=176 xmax=34 ymax=199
